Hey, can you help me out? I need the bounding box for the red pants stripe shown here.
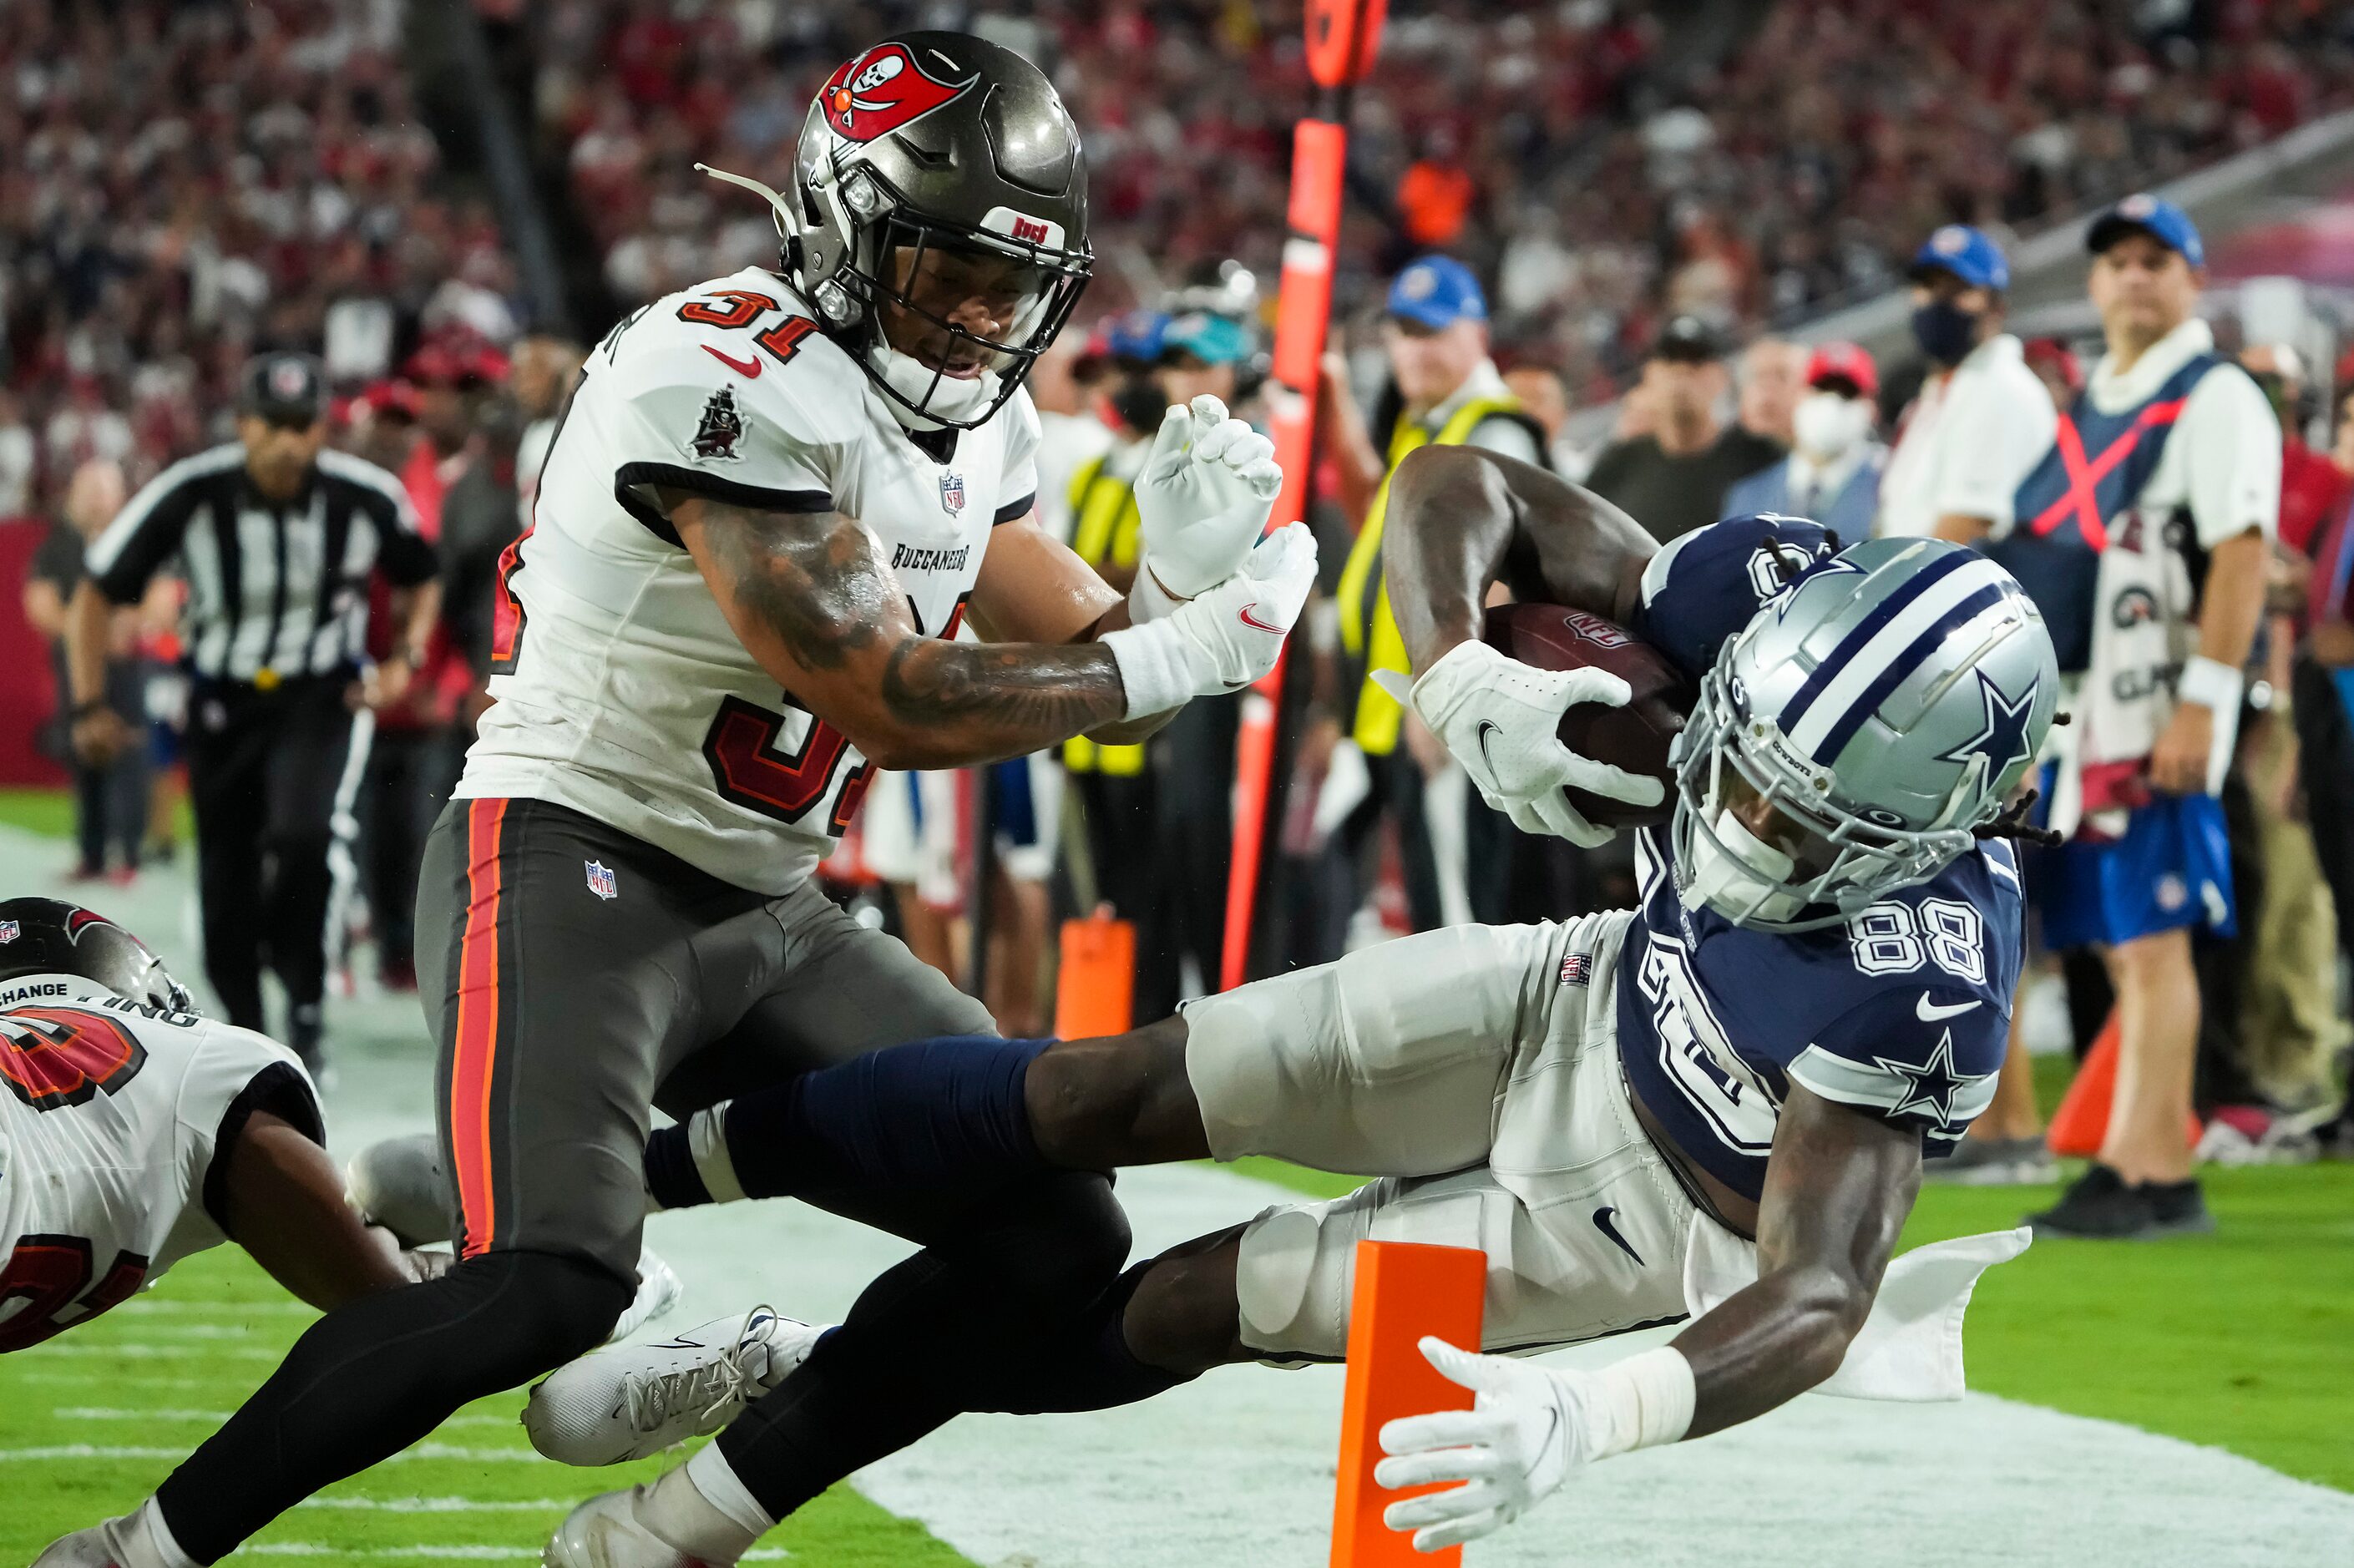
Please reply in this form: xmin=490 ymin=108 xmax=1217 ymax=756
xmin=451 ymin=798 xmax=509 ymax=1257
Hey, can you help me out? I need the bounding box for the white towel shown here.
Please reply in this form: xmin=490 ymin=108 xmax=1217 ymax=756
xmin=1681 ymin=1219 xmax=2032 ymax=1402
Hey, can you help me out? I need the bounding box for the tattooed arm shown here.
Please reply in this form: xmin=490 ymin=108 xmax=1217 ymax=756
xmin=967 ymin=513 xmax=1181 ymax=746
xmin=671 ymin=490 xmax=1135 ymax=769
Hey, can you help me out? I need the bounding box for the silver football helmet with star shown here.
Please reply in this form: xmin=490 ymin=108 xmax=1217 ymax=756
xmin=1671 ymin=537 xmax=2059 ymax=932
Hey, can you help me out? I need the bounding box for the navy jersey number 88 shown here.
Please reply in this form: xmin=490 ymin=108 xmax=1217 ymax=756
xmin=1615 ymin=515 xmax=2023 ymax=1202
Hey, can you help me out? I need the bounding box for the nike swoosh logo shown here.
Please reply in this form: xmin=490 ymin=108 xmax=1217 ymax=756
xmin=1916 ymin=994 xmax=1982 ymax=1021
xmin=1476 ymin=720 xmax=1503 ymax=776
xmin=1238 ymin=602 xmax=1283 ymax=633
xmin=1592 ymin=1206 xmax=1644 ymax=1267
xmin=702 ymin=345 xmax=762 ymax=378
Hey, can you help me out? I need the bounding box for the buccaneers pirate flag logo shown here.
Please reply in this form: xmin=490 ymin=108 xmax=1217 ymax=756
xmin=820 ymin=43 xmax=978 ymax=143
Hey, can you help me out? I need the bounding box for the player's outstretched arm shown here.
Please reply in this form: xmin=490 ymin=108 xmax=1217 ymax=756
xmin=1374 ymin=1085 xmax=1917 ymax=1550
xmin=220 ymin=1110 xmax=452 ymax=1313
xmin=1672 ymin=1082 xmax=1920 ymax=1430
xmin=967 ymin=514 xmax=1179 ymax=746
xmin=674 ymin=489 xmax=1315 ymax=770
xmin=1382 ymin=443 xmax=1658 ymax=674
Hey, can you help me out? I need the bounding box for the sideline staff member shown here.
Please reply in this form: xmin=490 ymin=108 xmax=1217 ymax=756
xmin=67 ymin=352 xmax=440 ymax=1065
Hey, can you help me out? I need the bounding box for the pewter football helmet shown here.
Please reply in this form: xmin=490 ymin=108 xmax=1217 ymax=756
xmin=1671 ymin=538 xmax=2059 ymax=932
xmin=701 ymin=32 xmax=1090 ymax=429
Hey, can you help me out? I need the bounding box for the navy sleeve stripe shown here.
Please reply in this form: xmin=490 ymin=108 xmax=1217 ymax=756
xmin=992 ymin=492 xmax=1036 ymax=525
xmin=613 ymin=462 xmax=834 ymax=548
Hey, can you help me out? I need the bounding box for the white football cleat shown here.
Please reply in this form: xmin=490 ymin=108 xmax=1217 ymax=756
xmin=30 ymin=1525 xmax=119 ymax=1568
xmin=526 ymin=1306 xmax=824 ymax=1465
xmin=544 ymin=1486 xmax=701 ymax=1568
xmin=605 ymin=1248 xmax=686 ymax=1344
xmin=346 ymin=1132 xmax=453 ymax=1245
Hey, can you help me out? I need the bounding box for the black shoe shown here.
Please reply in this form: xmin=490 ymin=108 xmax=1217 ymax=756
xmin=2139 ymin=1176 xmax=2215 ymax=1236
xmin=2026 ymin=1163 xmax=2154 ymax=1238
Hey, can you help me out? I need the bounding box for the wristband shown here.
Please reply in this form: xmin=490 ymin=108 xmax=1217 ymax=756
xmin=1100 ymin=620 xmax=1194 ymax=719
xmin=1581 ymin=1345 xmax=1695 ymax=1461
xmin=2178 ymin=655 xmax=2242 ymax=715
xmin=71 ymin=698 xmax=112 ymax=721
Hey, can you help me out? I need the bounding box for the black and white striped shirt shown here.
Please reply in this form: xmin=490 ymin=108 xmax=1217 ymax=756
xmin=84 ymin=444 xmax=437 ymax=684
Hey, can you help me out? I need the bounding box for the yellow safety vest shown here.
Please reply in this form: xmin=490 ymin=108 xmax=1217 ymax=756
xmin=1336 ymin=394 xmax=1526 ymax=754
xmin=1061 ymin=453 xmax=1147 ymax=776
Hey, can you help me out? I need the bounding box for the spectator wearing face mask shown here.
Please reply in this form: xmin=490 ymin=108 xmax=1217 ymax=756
xmin=1877 ymin=226 xmax=2056 ymax=543
xmin=1719 ymin=342 xmax=1885 ymax=536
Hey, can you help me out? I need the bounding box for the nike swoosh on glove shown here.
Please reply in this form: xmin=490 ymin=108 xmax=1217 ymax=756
xmin=1374 ymin=639 xmax=1663 ymax=848
xmin=1101 ymin=524 xmax=1317 ymax=718
xmin=1131 ymin=393 xmax=1283 ymax=609
xmin=1372 ymin=1338 xmax=1599 ymax=1552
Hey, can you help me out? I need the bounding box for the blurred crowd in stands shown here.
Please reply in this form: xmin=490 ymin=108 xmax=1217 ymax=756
xmin=522 ymin=0 xmax=2354 ymax=404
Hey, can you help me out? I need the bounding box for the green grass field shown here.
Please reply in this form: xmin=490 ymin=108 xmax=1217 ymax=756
xmin=2 ymin=787 xmax=2346 ymax=1563
xmin=0 ymin=1252 xmax=972 ymax=1565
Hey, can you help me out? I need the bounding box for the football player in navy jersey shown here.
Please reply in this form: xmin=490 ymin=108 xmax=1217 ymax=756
xmin=509 ymin=448 xmax=2060 ymax=1566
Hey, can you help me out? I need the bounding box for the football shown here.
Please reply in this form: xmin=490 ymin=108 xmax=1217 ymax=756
xmin=1481 ymin=603 xmax=1694 ymax=829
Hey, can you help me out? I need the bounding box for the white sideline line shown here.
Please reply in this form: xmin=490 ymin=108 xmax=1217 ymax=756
xmin=57 ymin=1409 xmax=514 ymax=1429
xmin=121 ymin=1300 xmax=316 ymax=1315
xmin=0 ymin=1444 xmax=542 ymax=1463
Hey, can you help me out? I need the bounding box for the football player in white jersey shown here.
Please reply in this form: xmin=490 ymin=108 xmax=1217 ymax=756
xmin=0 ymin=898 xmax=446 ymax=1344
xmin=38 ymin=33 xmax=1315 ymax=1568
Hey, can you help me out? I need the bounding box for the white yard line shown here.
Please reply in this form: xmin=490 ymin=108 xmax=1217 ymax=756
xmin=55 ymin=1409 xmax=514 ymax=1429
xmin=28 ymin=1344 xmax=283 ymax=1360
xmin=230 ymin=1550 xmax=789 ymax=1562
xmin=0 ymin=1444 xmax=539 ymax=1464
xmin=294 ymin=1499 xmax=575 ymax=1514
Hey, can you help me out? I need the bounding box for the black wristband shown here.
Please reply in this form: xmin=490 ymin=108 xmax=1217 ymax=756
xmin=71 ymin=699 xmax=112 ymax=721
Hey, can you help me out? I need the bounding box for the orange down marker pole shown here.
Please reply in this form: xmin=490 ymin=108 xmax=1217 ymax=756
xmin=1330 ymin=1240 xmax=1485 ymax=1568
xmin=1221 ymin=0 xmax=1388 ymax=991
xmin=1052 ymin=912 xmax=1135 ymax=1039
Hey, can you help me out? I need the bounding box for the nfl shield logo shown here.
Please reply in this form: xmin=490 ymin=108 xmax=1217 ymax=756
xmin=0 ymin=921 xmax=18 ymax=944
xmin=585 ymin=861 xmax=618 ymax=901
xmin=939 ymin=471 xmax=966 ymax=514
xmin=1559 ymin=953 xmax=1592 ymax=986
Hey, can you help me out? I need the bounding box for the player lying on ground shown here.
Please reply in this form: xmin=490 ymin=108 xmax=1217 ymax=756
xmin=522 ymin=454 xmax=2063 ymax=1563
xmin=34 ymin=34 xmax=1316 ymax=1568
xmin=0 ymin=897 xmax=677 ymax=1357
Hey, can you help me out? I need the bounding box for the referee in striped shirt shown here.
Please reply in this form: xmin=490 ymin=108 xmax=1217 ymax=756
xmin=65 ymin=352 xmax=441 ymax=1065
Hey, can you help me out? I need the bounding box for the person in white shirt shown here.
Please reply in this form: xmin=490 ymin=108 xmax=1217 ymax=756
xmin=1985 ymin=195 xmax=2279 ymax=1239
xmin=1877 ymin=225 xmax=2056 ymax=542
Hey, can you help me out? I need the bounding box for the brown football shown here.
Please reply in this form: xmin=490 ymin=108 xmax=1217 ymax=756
xmin=1481 ymin=603 xmax=1693 ymax=829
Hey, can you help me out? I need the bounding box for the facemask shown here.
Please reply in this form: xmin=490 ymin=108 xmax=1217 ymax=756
xmin=1910 ymin=301 xmax=1980 ymax=367
xmin=1792 ymin=391 xmax=1872 ymax=462
xmin=871 ymin=342 xmax=1003 ymax=432
xmin=1682 ymin=806 xmax=1810 ymax=925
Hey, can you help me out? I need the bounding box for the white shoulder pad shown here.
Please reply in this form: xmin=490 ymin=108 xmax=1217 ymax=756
xmin=598 ymin=273 xmax=864 ymax=521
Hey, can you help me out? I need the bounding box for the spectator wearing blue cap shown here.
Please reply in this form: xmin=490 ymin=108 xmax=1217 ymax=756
xmin=1878 ymin=224 xmax=2056 ymax=541
xmin=1989 ymin=194 xmax=2281 ymax=1240
xmin=1582 ymin=314 xmax=1784 ymax=545
xmin=1323 ymin=255 xmax=1551 ymax=933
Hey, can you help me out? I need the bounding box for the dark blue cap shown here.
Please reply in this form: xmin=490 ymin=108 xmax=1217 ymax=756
xmin=1908 ymin=225 xmax=2011 ymax=292
xmin=2086 ymin=193 xmax=2205 ymax=268
xmin=1386 ymin=255 xmax=1486 ymax=331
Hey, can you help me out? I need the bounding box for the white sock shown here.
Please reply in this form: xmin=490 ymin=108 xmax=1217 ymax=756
xmin=689 ymin=1103 xmax=747 ymax=1203
xmin=104 ymin=1500 xmax=197 ymax=1568
xmin=636 ymin=1447 xmax=770 ymax=1563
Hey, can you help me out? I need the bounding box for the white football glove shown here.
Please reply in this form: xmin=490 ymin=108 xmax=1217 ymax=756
xmin=1131 ymin=394 xmax=1283 ymax=610
xmin=1101 ymin=524 xmax=1317 ymax=718
xmin=1374 ymin=639 xmax=1663 ymax=847
xmin=1373 ymin=1339 xmax=1602 ymax=1553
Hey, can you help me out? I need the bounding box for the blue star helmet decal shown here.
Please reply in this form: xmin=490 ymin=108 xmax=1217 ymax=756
xmin=1875 ymin=1029 xmax=1972 ymax=1122
xmin=1935 ymin=667 xmax=2039 ymax=778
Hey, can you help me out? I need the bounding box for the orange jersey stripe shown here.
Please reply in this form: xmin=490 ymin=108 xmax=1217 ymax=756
xmin=451 ymin=797 xmax=509 ymax=1256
